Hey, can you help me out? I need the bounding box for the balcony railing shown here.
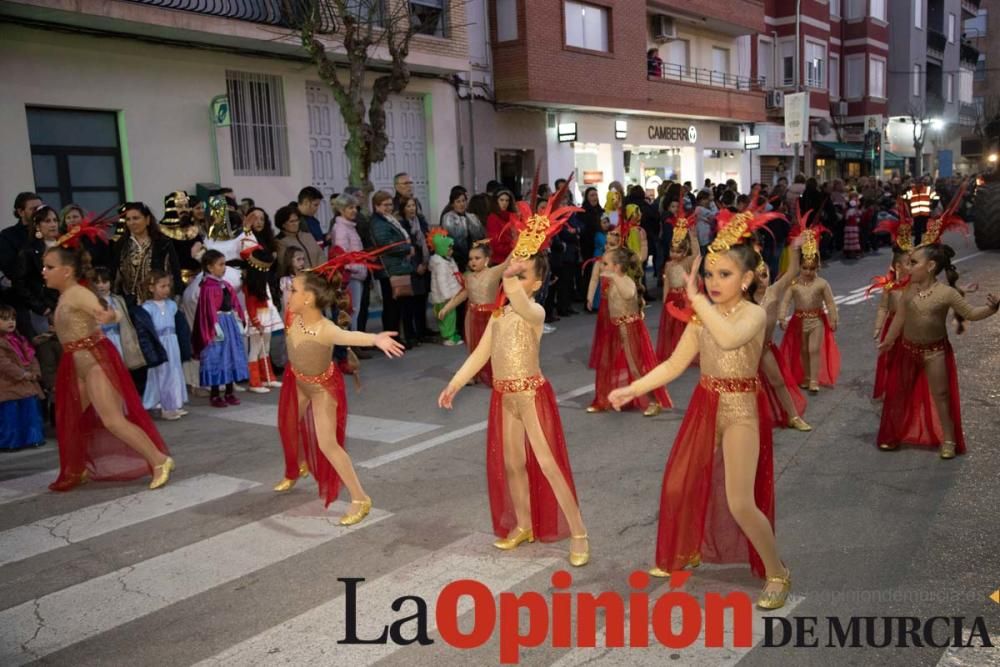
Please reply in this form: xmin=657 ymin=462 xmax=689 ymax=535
xmin=960 ymin=101 xmax=980 ymax=126
xmin=962 ymin=0 xmax=982 ymax=16
xmin=121 ymin=0 xmax=336 ymax=32
xmin=961 ymin=41 xmax=980 ymax=66
xmin=927 ymin=29 xmax=947 ymax=57
xmin=649 ymin=61 xmax=765 ymax=92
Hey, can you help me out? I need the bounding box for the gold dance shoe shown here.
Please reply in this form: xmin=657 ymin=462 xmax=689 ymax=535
xmin=569 ymin=534 xmax=590 ymax=567
xmin=149 ymin=457 xmax=175 ymax=490
xmin=788 ymin=416 xmax=812 ymax=432
xmin=807 ymin=382 xmax=820 ymax=394
xmin=273 ymin=478 xmax=296 ymax=492
xmin=878 ymin=442 xmax=899 ymax=451
xmin=648 ymin=566 xmax=670 ymax=578
xmin=585 ymin=405 xmax=604 ymax=414
xmin=940 ymin=441 xmax=957 ymax=460
xmin=757 ymin=566 xmax=792 ymax=610
xmin=298 ymin=461 xmax=310 ymax=478
xmin=493 ymin=526 xmax=534 ymax=550
xmin=688 ymin=553 xmax=702 ymax=568
xmin=340 ymin=497 xmax=372 ymax=526
xmin=643 ymin=403 xmax=663 ymax=417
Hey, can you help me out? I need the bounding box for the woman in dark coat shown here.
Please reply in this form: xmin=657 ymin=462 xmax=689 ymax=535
xmin=110 ymin=202 xmax=183 ymax=304
xmin=370 ymin=191 xmax=418 ymax=346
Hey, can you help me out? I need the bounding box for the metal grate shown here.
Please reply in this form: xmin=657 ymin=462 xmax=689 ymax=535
xmin=226 ymin=70 xmax=290 ymax=177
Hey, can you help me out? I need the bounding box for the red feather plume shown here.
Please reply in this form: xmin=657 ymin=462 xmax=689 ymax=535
xmin=311 ymin=241 xmax=407 ymax=281
xmin=57 ymin=206 xmax=117 ymax=249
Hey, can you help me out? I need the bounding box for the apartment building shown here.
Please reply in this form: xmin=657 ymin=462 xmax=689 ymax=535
xmin=0 ymin=0 xmax=473 ymax=222
xmin=482 ymin=0 xmax=768 ymax=198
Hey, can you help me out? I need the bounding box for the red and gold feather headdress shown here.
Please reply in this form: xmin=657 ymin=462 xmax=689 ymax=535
xmin=671 ymin=189 xmax=696 ymax=250
xmin=919 ymin=180 xmax=969 ymax=247
xmin=787 ymin=204 xmax=828 ymax=262
xmin=309 ymin=242 xmax=407 ymax=282
xmin=707 ymin=187 xmax=785 ymax=265
xmin=874 ymin=199 xmax=915 ymax=252
xmin=56 ymin=206 xmax=117 ymax=249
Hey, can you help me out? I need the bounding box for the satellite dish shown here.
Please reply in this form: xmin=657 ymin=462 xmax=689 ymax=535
xmin=816 ymin=118 xmax=832 ymax=135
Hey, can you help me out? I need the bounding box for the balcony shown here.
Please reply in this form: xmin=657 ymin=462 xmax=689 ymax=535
xmin=961 ymin=41 xmax=980 ymax=67
xmin=962 ymin=0 xmax=981 ymax=19
xmin=120 ymin=0 xmax=332 ymax=31
xmin=960 ymin=102 xmax=979 ymax=127
xmin=927 ymin=29 xmax=947 ymax=59
xmin=651 ymin=61 xmax=765 ymax=92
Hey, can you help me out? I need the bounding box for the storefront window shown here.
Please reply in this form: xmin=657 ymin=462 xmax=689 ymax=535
xmin=624 ymin=146 xmax=695 ymax=196
xmin=703 ymin=149 xmax=743 ymax=189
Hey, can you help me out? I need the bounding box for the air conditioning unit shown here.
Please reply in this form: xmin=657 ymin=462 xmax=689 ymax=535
xmin=766 ymin=90 xmax=784 ymax=109
xmin=652 ymin=15 xmax=677 ymax=42
xmin=835 ymin=100 xmax=849 ymax=116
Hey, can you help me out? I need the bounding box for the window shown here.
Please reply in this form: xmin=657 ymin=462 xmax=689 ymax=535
xmin=966 ymin=9 xmax=986 ymax=36
xmin=914 ymin=0 xmax=923 ymax=29
xmin=712 ymin=47 xmax=730 ymax=74
xmin=720 ymin=125 xmax=741 ymax=142
xmin=780 ymin=40 xmax=795 ymax=87
xmin=26 ymin=108 xmax=126 ymax=212
xmin=226 ymin=70 xmax=290 ymax=177
xmin=564 ymin=1 xmax=609 ymax=52
xmin=913 ymin=63 xmax=922 ymax=96
xmin=947 ymin=13 xmax=956 ymax=43
xmin=665 ymin=38 xmax=689 ymax=68
xmin=758 ymin=38 xmax=774 ymax=87
xmin=870 ymin=0 xmax=886 ymax=21
xmin=805 ymin=40 xmax=825 ymax=88
xmin=830 ymin=0 xmax=840 ymax=17
xmin=411 ymin=0 xmax=447 ymax=37
xmin=845 ymin=0 xmax=863 ymax=20
xmin=829 ymin=53 xmax=840 ymax=99
xmin=960 ymin=69 xmax=974 ymax=103
xmin=975 ymin=54 xmax=986 ymax=81
xmin=869 ymin=56 xmax=886 ymax=98
xmin=945 ymin=73 xmax=954 ymax=103
xmin=845 ymin=54 xmax=864 ymax=98
xmin=496 ymin=0 xmax=517 ymax=41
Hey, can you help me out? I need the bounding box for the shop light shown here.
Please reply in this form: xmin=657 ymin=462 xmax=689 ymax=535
xmin=989 ymin=153 xmax=999 ymax=163
xmin=615 ymin=120 xmax=628 ymax=140
xmin=558 ymin=122 xmax=577 ymax=142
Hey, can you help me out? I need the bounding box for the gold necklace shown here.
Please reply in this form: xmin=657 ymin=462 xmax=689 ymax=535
xmin=719 ymin=301 xmax=745 ymax=318
xmin=916 ymin=282 xmax=936 ymax=299
xmin=297 ymin=316 xmax=320 ymax=336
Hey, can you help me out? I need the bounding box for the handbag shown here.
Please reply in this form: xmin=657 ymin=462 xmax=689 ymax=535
xmin=390 ymin=274 xmax=413 ymax=299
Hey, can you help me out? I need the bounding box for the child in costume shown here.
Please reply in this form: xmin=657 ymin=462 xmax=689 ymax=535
xmin=877 ymin=182 xmax=999 ymax=459
xmin=586 ymin=227 xmax=622 ymax=368
xmin=241 ymin=245 xmax=284 ymax=393
xmin=621 ymin=204 xmax=649 ymax=265
xmin=141 ymin=271 xmax=188 ymax=420
xmin=657 ymin=202 xmax=701 ymax=360
xmin=439 ymin=182 xmax=590 ymax=567
xmin=43 ymin=239 xmax=173 ymax=492
xmin=193 ymin=249 xmax=250 ymax=408
xmin=870 ymin=248 xmax=911 ymax=400
xmin=587 ymin=247 xmax=672 ymax=416
xmin=91 ymin=267 xmax=146 ymax=371
xmin=0 ymin=304 xmax=45 ymax=450
xmin=428 ymin=229 xmax=466 ymax=346
xmin=842 ymin=198 xmax=862 ymax=259
xmin=275 ymin=250 xmax=405 ymax=523
xmin=454 ymin=240 xmax=507 ymax=385
xmin=757 ymin=207 xmax=810 ymax=431
xmin=609 ymin=192 xmax=792 ymax=610
xmin=778 ymin=222 xmax=840 ymax=393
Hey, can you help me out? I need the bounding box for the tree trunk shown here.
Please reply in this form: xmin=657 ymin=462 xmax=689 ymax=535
xmin=914 ymin=142 xmax=924 ymax=177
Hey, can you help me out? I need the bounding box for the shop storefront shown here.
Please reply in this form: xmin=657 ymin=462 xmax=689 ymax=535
xmin=546 ymin=113 xmax=751 ymax=201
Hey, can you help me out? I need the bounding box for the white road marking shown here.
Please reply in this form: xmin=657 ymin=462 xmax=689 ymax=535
xmin=0 ymin=500 xmax=391 ymax=666
xmin=0 ymin=470 xmax=59 ymax=506
xmin=195 ymin=533 xmax=561 ymax=666
xmin=0 ymin=474 xmax=260 ymax=568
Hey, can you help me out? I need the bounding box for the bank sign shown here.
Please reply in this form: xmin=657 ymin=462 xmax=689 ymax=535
xmin=647 ymin=124 xmax=698 ymax=143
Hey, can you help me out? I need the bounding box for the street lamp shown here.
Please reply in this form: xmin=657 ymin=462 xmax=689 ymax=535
xmin=930 ymin=118 xmax=946 ymax=131
xmin=988 ymin=153 xmax=998 ymax=164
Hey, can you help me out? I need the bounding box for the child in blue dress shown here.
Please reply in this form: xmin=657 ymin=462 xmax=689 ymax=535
xmin=142 ymin=270 xmax=189 ymax=420
xmin=91 ymin=268 xmax=146 ymax=371
xmin=193 ymin=250 xmax=250 ymax=408
xmin=0 ymin=305 xmax=45 ymax=449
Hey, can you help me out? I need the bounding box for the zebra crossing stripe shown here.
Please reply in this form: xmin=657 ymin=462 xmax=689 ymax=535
xmin=195 ymin=533 xmax=562 ymax=666
xmin=0 ymin=474 xmax=260 ymax=568
xmin=550 ymin=573 xmax=804 ymax=666
xmin=0 ymin=500 xmax=391 ymax=666
xmin=0 ymin=470 xmax=59 ymax=506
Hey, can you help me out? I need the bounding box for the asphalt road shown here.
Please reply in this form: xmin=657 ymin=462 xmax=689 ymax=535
xmin=1 ymin=234 xmax=997 ymax=667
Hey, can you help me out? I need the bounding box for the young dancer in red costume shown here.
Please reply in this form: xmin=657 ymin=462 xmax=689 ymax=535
xmin=586 ymin=228 xmax=622 ymax=369
xmin=877 ymin=183 xmax=999 ymax=458
xmin=870 ymin=248 xmax=911 ymax=400
xmin=439 ymin=183 xmax=590 ymax=567
xmin=449 ymin=240 xmax=508 ymax=385
xmin=657 ymin=202 xmax=701 ymax=361
xmin=44 ymin=239 xmax=173 ymax=492
xmin=276 ymin=252 xmax=404 ymax=523
xmin=587 ymin=247 xmax=671 ymax=415
xmin=778 ymin=223 xmax=840 ymax=393
xmin=609 ymin=195 xmax=792 ymax=610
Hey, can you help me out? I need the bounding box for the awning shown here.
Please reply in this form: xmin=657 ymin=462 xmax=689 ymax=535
xmin=813 ymin=141 xmax=904 ymax=168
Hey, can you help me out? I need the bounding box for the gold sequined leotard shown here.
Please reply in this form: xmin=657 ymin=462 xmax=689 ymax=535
xmin=54 ymin=284 xmax=117 ymax=378
xmin=900 ymin=283 xmax=994 ymax=345
xmin=607 ymin=275 xmax=641 ymax=321
xmin=631 ymin=295 xmax=766 ymax=434
xmin=779 ymin=277 xmax=838 ymax=333
xmin=286 ymin=315 xmax=374 ymax=397
xmin=465 ymin=264 xmax=505 ymax=306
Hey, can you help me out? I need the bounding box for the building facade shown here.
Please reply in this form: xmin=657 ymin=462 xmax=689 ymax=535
xmin=471 ymin=0 xmax=767 ymax=200
xmin=0 ymin=0 xmax=473 ymax=227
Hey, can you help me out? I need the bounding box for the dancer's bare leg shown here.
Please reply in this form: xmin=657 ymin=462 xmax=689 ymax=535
xmin=85 ymin=365 xmax=166 ymax=468
xmin=501 ymin=397 xmax=533 ymax=534
xmin=806 ymin=325 xmax=822 ymax=388
xmin=761 ymin=348 xmax=800 ymax=419
xmin=309 ymin=390 xmax=367 ymax=502
xmin=721 ymin=422 xmax=783 ymax=593
xmin=923 ymin=352 xmax=956 ymax=443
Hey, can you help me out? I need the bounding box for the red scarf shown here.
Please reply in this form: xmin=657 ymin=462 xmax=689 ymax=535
xmin=3 ymin=332 xmax=36 ymax=366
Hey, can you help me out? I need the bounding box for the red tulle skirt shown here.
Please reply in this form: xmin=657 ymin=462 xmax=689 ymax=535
xmin=51 ymin=333 xmax=169 ymax=490
xmin=277 ymin=364 xmax=347 ymax=507
xmin=465 ymin=304 xmax=494 ymax=386
xmin=487 ymin=378 xmax=578 ymax=542
xmin=872 ymin=312 xmax=896 ymax=399
xmin=656 ymin=378 xmax=774 ymax=578
xmin=761 ymin=341 xmax=807 ymax=427
xmin=592 ymin=316 xmax=672 ymax=410
xmin=876 ymin=337 xmax=965 ymax=453
xmin=657 ymin=288 xmax=688 ymax=361
xmin=588 ymin=279 xmax=612 ymax=369
xmin=779 ymin=311 xmax=841 ymax=387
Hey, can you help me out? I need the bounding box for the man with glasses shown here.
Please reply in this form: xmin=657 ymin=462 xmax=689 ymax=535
xmin=393 ymin=172 xmax=422 ymax=217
